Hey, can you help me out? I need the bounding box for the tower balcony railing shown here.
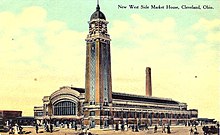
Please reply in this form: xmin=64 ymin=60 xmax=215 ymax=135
xmin=86 ymin=33 xmax=110 ymax=41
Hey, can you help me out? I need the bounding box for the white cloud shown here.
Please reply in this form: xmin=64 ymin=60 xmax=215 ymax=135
xmin=110 ymin=20 xmax=130 ymax=39
xmin=0 ymin=6 xmax=219 ymax=121
xmin=0 ymin=6 xmax=86 ymax=115
xmin=18 ymin=6 xmax=47 ymax=28
xmin=110 ymin=14 xmax=177 ymax=45
xmin=193 ymin=18 xmax=220 ymax=31
xmin=110 ymin=15 xmax=219 ymax=120
xmin=192 ymin=18 xmax=220 ymax=43
xmin=185 ymin=35 xmax=197 ymax=42
xmin=206 ymin=32 xmax=220 ymax=42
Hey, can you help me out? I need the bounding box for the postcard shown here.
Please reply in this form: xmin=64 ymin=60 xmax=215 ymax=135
xmin=0 ymin=0 xmax=219 ymax=134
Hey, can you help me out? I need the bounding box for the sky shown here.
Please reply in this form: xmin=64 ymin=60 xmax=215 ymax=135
xmin=0 ymin=0 xmax=219 ymax=121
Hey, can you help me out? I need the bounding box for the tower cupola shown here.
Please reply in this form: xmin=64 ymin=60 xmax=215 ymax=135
xmin=90 ymin=3 xmax=106 ymax=21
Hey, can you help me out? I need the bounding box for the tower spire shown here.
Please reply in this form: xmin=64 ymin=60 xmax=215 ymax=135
xmin=96 ymin=0 xmax=100 ymax=11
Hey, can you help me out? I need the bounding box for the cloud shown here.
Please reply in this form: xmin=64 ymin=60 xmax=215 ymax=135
xmin=193 ymin=18 xmax=220 ymax=31
xmin=0 ymin=6 xmax=86 ymax=115
xmin=109 ymin=14 xmax=220 ymax=120
xmin=110 ymin=14 xmax=177 ymax=46
xmin=18 ymin=6 xmax=47 ymax=28
xmin=193 ymin=18 xmax=220 ymax=43
xmin=0 ymin=6 xmax=86 ymax=76
xmin=0 ymin=6 xmax=219 ymax=121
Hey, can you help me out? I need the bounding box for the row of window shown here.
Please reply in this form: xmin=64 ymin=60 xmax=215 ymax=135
xmin=113 ymin=112 xmax=190 ymax=119
xmin=89 ymin=111 xmax=192 ymax=119
xmin=34 ymin=112 xmax=43 ymax=116
xmin=114 ymin=104 xmax=181 ymax=111
xmin=89 ymin=111 xmax=109 ymax=116
xmin=53 ymin=101 xmax=77 ymax=115
xmin=89 ymin=101 xmax=109 ymax=106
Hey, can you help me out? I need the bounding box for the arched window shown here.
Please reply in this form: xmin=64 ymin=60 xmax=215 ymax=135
xmin=54 ymin=101 xmax=77 ymax=115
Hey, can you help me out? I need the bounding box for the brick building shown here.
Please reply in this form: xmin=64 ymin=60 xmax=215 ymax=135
xmin=34 ymin=3 xmax=198 ymax=129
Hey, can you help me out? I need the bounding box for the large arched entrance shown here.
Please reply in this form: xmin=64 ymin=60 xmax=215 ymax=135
xmin=53 ymin=101 xmax=77 ymax=116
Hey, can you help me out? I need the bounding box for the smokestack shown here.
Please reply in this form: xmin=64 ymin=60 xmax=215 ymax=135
xmin=146 ymin=67 xmax=152 ymax=96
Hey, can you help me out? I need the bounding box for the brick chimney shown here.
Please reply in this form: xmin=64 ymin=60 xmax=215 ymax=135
xmin=146 ymin=67 xmax=152 ymax=96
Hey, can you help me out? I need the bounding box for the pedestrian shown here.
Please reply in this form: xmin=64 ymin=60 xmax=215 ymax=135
xmin=167 ymin=125 xmax=171 ymax=134
xmin=194 ymin=126 xmax=197 ymax=132
xmin=154 ymin=125 xmax=157 ymax=133
xmin=75 ymin=124 xmax=77 ymax=131
xmin=15 ymin=123 xmax=18 ymax=132
xmin=9 ymin=124 xmax=14 ymax=134
xmin=135 ymin=124 xmax=139 ymax=132
xmin=162 ymin=124 xmax=166 ymax=133
xmin=115 ymin=123 xmax=119 ymax=131
xmin=50 ymin=124 xmax=53 ymax=133
xmin=35 ymin=124 xmax=39 ymax=134
xmin=46 ymin=124 xmax=49 ymax=132
xmin=83 ymin=127 xmax=88 ymax=134
xmin=145 ymin=123 xmax=149 ymax=130
xmin=14 ymin=124 xmax=18 ymax=134
xmin=132 ymin=124 xmax=134 ymax=132
xmin=203 ymin=126 xmax=209 ymax=135
xmin=190 ymin=127 xmax=193 ymax=135
xmin=67 ymin=122 xmax=69 ymax=128
xmin=121 ymin=123 xmax=124 ymax=131
xmin=19 ymin=125 xmax=23 ymax=134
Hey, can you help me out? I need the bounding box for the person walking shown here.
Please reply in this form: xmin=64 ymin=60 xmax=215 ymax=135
xmin=162 ymin=124 xmax=166 ymax=133
xmin=46 ymin=124 xmax=49 ymax=132
xmin=145 ymin=123 xmax=149 ymax=130
xmin=9 ymin=124 xmax=14 ymax=134
xmin=50 ymin=124 xmax=53 ymax=133
xmin=167 ymin=125 xmax=171 ymax=134
xmin=189 ymin=127 xmax=193 ymax=135
xmin=75 ymin=124 xmax=78 ymax=131
xmin=18 ymin=124 xmax=23 ymax=134
xmin=154 ymin=125 xmax=158 ymax=133
xmin=35 ymin=124 xmax=39 ymax=134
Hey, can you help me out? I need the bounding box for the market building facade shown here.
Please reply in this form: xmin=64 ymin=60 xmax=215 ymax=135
xmin=34 ymin=3 xmax=198 ymax=129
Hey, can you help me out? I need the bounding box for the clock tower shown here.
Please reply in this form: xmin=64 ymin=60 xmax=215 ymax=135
xmin=84 ymin=2 xmax=112 ymax=128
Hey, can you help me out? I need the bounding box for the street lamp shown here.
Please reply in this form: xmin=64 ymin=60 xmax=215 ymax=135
xmin=100 ymin=103 xmax=102 ymax=129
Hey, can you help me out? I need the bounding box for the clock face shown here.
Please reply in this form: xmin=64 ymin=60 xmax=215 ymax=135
xmin=102 ymin=24 xmax=106 ymax=28
xmin=91 ymin=23 xmax=95 ymax=28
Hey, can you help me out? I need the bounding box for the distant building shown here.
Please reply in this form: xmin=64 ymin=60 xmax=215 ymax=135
xmin=34 ymin=3 xmax=198 ymax=129
xmin=16 ymin=117 xmax=35 ymax=126
xmin=0 ymin=110 xmax=22 ymax=125
xmin=33 ymin=106 xmax=43 ymax=120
